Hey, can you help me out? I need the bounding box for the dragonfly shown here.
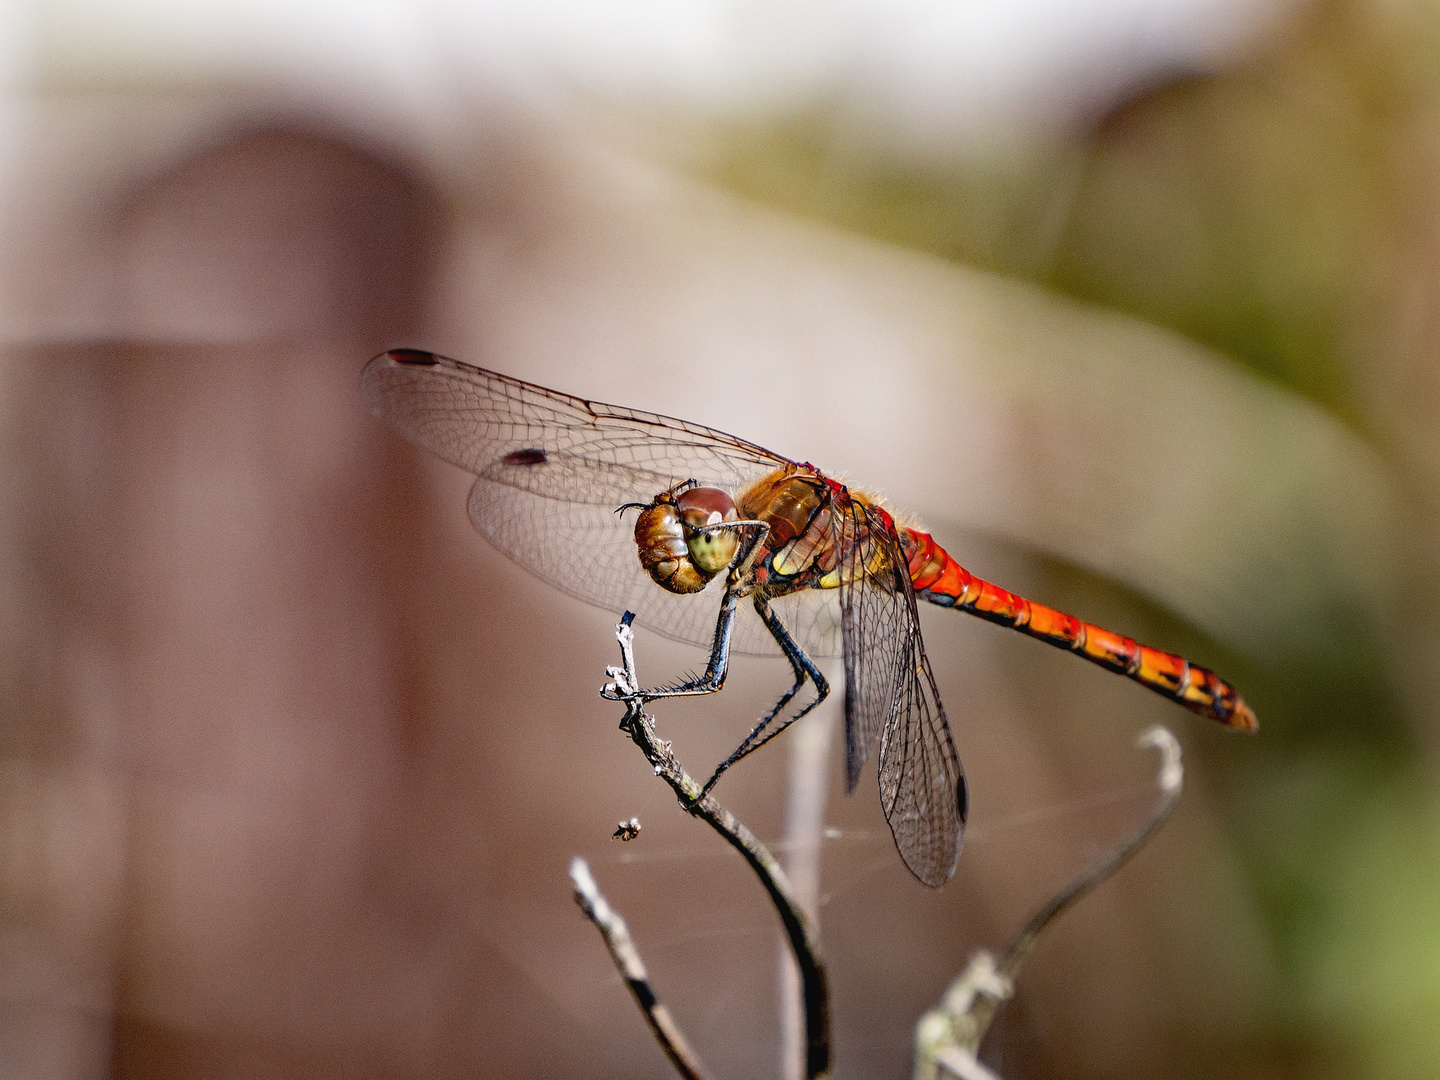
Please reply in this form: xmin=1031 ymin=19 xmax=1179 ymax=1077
xmin=360 ymin=349 xmax=1257 ymax=888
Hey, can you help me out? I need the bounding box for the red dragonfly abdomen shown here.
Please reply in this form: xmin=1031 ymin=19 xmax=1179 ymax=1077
xmin=902 ymin=529 xmax=1258 ymax=731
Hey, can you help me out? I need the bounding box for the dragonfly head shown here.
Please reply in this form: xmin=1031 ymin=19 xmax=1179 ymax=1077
xmin=631 ymin=485 xmax=739 ymax=594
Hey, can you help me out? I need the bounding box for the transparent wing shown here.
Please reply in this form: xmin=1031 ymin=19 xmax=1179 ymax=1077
xmin=877 ymin=608 xmax=966 ymax=888
xmin=361 ymin=350 xmax=842 ymax=657
xmin=837 ymin=497 xmax=908 ymax=790
xmin=838 ymin=497 xmax=966 ymax=888
xmin=361 ymin=349 xmax=788 ymax=503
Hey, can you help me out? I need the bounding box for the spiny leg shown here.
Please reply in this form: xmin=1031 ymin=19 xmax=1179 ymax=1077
xmin=600 ymin=521 xmax=768 ymax=703
xmin=603 ymin=583 xmax=741 ymax=701
xmin=702 ymin=596 xmax=830 ymax=795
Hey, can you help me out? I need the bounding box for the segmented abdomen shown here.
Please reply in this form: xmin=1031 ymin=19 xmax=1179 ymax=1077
xmin=902 ymin=529 xmax=1257 ymax=731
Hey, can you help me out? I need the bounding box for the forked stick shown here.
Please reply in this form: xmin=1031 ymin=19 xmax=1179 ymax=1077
xmin=913 ymin=726 xmax=1185 ymax=1080
xmin=573 ymin=613 xmax=831 ymax=1079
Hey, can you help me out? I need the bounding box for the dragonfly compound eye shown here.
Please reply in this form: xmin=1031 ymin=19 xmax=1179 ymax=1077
xmin=675 ymin=487 xmax=739 ymax=574
xmin=686 ymin=527 xmax=739 ymax=574
xmin=674 ymin=486 xmax=736 ymax=523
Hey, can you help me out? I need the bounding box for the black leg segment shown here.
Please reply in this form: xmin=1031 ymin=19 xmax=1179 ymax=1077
xmin=702 ymin=596 xmax=830 ymax=794
xmin=635 ymin=583 xmax=742 ymax=699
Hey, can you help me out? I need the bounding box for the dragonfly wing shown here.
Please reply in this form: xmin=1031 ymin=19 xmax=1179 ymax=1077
xmin=839 ymin=497 xmax=966 ymax=888
xmin=877 ymin=608 xmax=966 ymax=887
xmin=837 ymin=500 xmax=908 ymax=791
xmin=360 ymin=351 xmax=788 ymax=501
xmin=362 ymin=350 xmax=819 ymax=655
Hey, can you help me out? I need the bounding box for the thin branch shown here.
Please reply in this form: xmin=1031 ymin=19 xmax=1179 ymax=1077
xmin=997 ymin=725 xmax=1184 ymax=980
xmin=913 ymin=725 xmax=1184 ymax=1080
xmin=570 ymin=857 xmax=713 ymax=1080
xmin=779 ymin=702 xmax=836 ymax=1080
xmin=600 ymin=612 xmax=831 ymax=1080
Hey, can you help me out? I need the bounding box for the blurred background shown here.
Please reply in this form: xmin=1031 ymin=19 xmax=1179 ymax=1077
xmin=0 ymin=0 xmax=1435 ymax=1077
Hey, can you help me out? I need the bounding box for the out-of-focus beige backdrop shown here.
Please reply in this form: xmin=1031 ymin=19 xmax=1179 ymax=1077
xmin=1 ymin=0 xmax=1436 ymax=1077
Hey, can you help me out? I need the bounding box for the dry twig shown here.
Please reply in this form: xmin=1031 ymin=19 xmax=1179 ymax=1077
xmin=572 ymin=613 xmax=831 ymax=1079
xmin=913 ymin=725 xmax=1185 ymax=1080
xmin=569 ymin=857 xmax=712 ymax=1080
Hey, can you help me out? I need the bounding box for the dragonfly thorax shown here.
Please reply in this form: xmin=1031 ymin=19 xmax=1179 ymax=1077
xmin=633 ymin=485 xmax=740 ymax=594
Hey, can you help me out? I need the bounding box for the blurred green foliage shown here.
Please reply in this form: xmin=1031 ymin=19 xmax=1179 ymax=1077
xmin=685 ymin=2 xmax=1440 ymax=1075
xmin=695 ymin=1 xmax=1432 ymax=421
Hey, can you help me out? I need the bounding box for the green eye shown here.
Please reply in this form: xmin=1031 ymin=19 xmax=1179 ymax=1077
xmin=687 ymin=529 xmax=739 ymax=573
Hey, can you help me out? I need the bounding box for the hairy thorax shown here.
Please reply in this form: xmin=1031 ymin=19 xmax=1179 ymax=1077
xmin=739 ymin=466 xmax=892 ymax=598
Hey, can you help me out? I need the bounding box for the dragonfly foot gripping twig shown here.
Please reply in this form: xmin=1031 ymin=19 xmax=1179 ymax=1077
xmin=578 ymin=612 xmax=832 ymax=1079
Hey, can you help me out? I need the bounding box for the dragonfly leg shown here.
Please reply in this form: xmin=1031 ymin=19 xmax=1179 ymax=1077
xmin=600 ymin=522 xmax=770 ymax=703
xmin=603 ymin=583 xmax=742 ymax=702
xmin=702 ymin=597 xmax=830 ymax=795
